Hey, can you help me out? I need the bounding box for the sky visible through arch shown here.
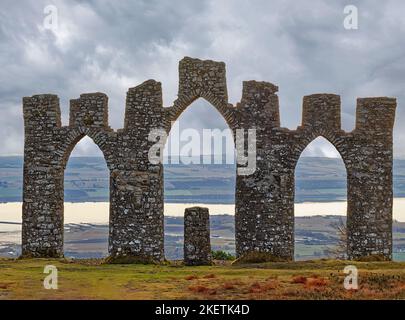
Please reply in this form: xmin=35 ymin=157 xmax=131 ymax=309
xmin=1 ymin=0 xmax=404 ymax=159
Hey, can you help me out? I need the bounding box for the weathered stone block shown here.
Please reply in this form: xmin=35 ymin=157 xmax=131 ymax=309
xmin=69 ymin=93 xmax=109 ymax=128
xmin=184 ymin=207 xmax=212 ymax=266
xmin=301 ymin=94 xmax=341 ymax=131
xmin=239 ymin=80 xmax=280 ymax=128
xmin=124 ymin=80 xmax=165 ymax=131
xmin=23 ymin=94 xmax=61 ymax=131
xmin=177 ymin=57 xmax=228 ymax=107
xmin=355 ymin=97 xmax=396 ymax=132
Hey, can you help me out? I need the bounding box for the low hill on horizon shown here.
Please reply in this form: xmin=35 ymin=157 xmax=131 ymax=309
xmin=1 ymin=156 xmax=405 ymax=203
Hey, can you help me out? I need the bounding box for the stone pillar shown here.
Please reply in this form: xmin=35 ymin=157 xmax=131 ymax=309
xmin=347 ymin=97 xmax=396 ymax=260
xmin=184 ymin=207 xmax=212 ymax=266
xmin=235 ymin=81 xmax=284 ymax=258
xmin=108 ymin=80 xmax=166 ymax=263
xmin=22 ymin=94 xmax=64 ymax=258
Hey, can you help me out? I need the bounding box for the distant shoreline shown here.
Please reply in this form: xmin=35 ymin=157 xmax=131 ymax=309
xmin=0 ymin=200 xmax=349 ymax=204
xmin=0 ymin=198 xmax=366 ymax=205
xmin=1 ymin=199 xmax=405 ymax=222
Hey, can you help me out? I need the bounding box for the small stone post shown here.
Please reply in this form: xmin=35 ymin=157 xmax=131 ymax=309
xmin=184 ymin=207 xmax=212 ymax=266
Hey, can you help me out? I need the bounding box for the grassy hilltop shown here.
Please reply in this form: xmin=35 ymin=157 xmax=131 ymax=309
xmin=0 ymin=258 xmax=404 ymax=300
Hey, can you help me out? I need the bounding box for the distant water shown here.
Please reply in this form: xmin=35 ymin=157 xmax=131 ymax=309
xmin=1 ymin=200 xmax=405 ymax=230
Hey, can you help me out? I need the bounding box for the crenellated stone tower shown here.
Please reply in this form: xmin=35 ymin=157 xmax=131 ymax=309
xmin=22 ymin=57 xmax=396 ymax=262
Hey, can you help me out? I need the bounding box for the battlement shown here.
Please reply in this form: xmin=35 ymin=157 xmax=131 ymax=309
xmin=176 ymin=57 xmax=228 ymax=108
xmin=239 ymin=80 xmax=280 ymax=127
xmin=23 ymin=94 xmax=61 ymax=131
xmin=124 ymin=80 xmax=163 ymax=131
xmin=300 ymin=94 xmax=341 ymax=131
xmin=69 ymin=92 xmax=109 ymax=128
xmin=355 ymin=97 xmax=396 ymax=132
xmin=22 ymin=59 xmax=397 ymax=138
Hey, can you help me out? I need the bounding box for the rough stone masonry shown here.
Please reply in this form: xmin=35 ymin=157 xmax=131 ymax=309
xmin=184 ymin=207 xmax=212 ymax=266
xmin=22 ymin=57 xmax=396 ymax=262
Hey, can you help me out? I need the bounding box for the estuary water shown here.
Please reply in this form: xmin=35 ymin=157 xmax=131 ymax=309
xmin=1 ymin=199 xmax=405 ymax=232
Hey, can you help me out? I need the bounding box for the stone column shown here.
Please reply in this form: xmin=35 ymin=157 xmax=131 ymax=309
xmin=184 ymin=207 xmax=212 ymax=266
xmin=347 ymin=97 xmax=396 ymax=260
xmin=235 ymin=81 xmax=282 ymax=258
xmin=108 ymin=80 xmax=166 ymax=263
xmin=22 ymin=94 xmax=64 ymax=258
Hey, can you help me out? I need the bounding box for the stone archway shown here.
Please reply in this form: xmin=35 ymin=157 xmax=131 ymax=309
xmin=293 ymin=136 xmax=347 ymax=260
xmin=22 ymin=57 xmax=397 ymax=262
xmin=63 ymin=136 xmax=109 ymax=258
xmin=163 ymin=97 xmax=237 ymax=260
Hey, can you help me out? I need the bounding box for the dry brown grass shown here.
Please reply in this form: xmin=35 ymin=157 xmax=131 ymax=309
xmin=0 ymin=282 xmax=12 ymax=290
xmin=0 ymin=258 xmax=404 ymax=300
xmin=248 ymin=280 xmax=278 ymax=294
xmin=221 ymin=282 xmax=235 ymax=290
xmin=291 ymin=275 xmax=307 ymax=284
xmin=188 ymin=284 xmax=210 ymax=293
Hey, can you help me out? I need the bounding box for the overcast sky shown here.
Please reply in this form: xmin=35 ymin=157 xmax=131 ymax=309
xmin=0 ymin=0 xmax=404 ymax=158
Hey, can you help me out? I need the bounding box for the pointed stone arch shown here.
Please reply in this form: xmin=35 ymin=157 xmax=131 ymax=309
xmin=164 ymin=57 xmax=237 ymax=131
xmin=165 ymin=95 xmax=237 ymax=131
xmin=63 ymin=136 xmax=109 ymax=258
xmin=21 ymin=57 xmax=397 ymax=262
xmin=291 ymin=128 xmax=350 ymax=170
xmin=293 ymin=136 xmax=348 ymax=260
xmin=59 ymin=127 xmax=116 ymax=170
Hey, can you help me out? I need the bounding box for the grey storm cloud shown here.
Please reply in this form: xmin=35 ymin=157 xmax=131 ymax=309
xmin=0 ymin=0 xmax=404 ymax=157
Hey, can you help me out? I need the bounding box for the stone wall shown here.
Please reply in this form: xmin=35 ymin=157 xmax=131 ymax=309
xmin=22 ymin=57 xmax=396 ymax=262
xmin=184 ymin=207 xmax=212 ymax=266
xmin=22 ymin=86 xmax=165 ymax=262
